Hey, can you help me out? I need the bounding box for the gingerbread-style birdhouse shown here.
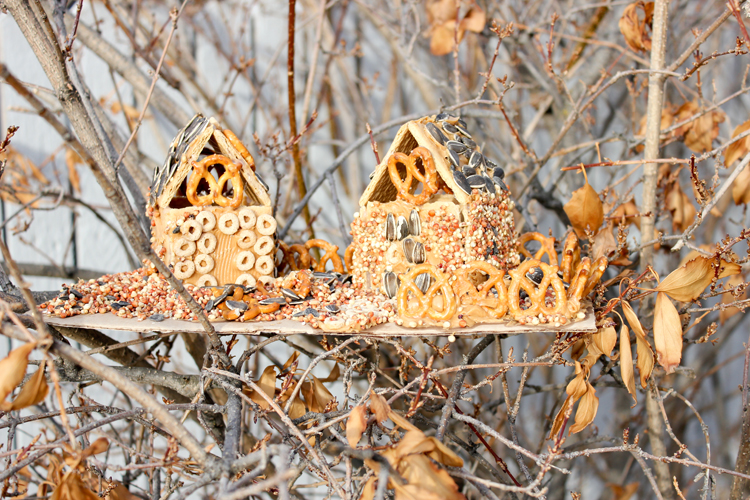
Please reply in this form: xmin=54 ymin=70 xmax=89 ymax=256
xmin=148 ymin=115 xmax=276 ymax=289
xmin=349 ymin=114 xmax=520 ymax=297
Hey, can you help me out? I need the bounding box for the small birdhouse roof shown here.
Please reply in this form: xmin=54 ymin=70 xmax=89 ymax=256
xmin=359 ymin=117 xmax=472 ymax=207
xmin=149 ymin=115 xmax=271 ymax=209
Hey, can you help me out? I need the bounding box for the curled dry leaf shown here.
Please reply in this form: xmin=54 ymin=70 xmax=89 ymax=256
xmin=593 ymin=324 xmax=617 ymax=358
xmin=64 ymin=149 xmax=82 ymax=194
xmin=618 ymin=1 xmax=654 ymax=52
xmin=369 ymin=393 xmax=390 ymax=423
xmin=426 ymin=0 xmax=486 ymax=56
xmin=675 ymin=101 xmax=725 ymax=153
xmin=1 ymin=365 xmax=49 ymax=412
xmin=564 ymin=173 xmax=604 ymax=237
xmin=0 ymin=342 xmax=42 ymax=411
xmin=346 ymin=405 xmax=367 ymax=448
xmin=51 ymin=472 xmax=100 ymax=500
xmin=320 ymin=362 xmax=340 ymax=383
xmin=549 ymin=364 xmax=591 ymax=438
xmin=720 ymin=274 xmax=747 ymax=324
xmin=619 ymin=324 xmax=637 ymax=405
xmin=733 ymin=161 xmax=750 ymax=205
xmin=570 ymin=382 xmax=599 ymax=434
xmin=724 ymin=119 xmax=750 ymax=166
xmin=653 ymin=292 xmax=683 ymax=374
xmin=656 ymin=255 xmax=741 ymax=302
xmin=245 ymin=365 xmax=276 ymax=409
xmin=665 ymin=182 xmax=697 ymax=233
xmin=622 ymin=301 xmax=654 ymax=389
xmin=610 ymin=198 xmax=641 ymax=229
xmin=81 ymin=438 xmax=109 ymax=459
xmin=592 ymin=224 xmax=617 ymax=261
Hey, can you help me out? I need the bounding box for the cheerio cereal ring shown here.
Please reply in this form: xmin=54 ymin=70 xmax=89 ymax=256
xmin=196 ymin=274 xmax=218 ymax=286
xmin=236 ymin=273 xmax=257 ymax=288
xmin=253 ymin=235 xmax=274 ymax=256
xmin=255 ymin=255 xmax=274 ymax=275
xmin=174 ymin=238 xmax=196 ymax=257
xmin=238 ymin=207 xmax=257 ymax=229
xmin=181 ymin=219 xmax=203 ymax=241
xmin=258 ymin=275 xmax=275 ymax=287
xmin=196 ymin=210 xmax=216 ymax=231
xmin=197 ymin=233 xmax=217 ymax=254
xmin=194 ymin=253 xmax=215 ymax=274
xmin=218 ymin=213 xmax=240 ymax=235
xmin=237 ymin=229 xmax=257 ymax=249
xmin=236 ymin=250 xmax=256 ymax=271
xmin=174 ymin=260 xmax=195 ymax=279
xmin=256 ymin=214 xmax=277 ymax=236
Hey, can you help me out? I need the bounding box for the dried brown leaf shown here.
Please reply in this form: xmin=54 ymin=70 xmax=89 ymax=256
xmin=564 ymin=177 xmax=604 ymax=237
xmin=633 ymin=325 xmax=655 ymax=388
xmin=733 ymin=163 xmax=750 ymax=205
xmin=656 ymin=256 xmax=741 ymax=302
xmin=2 ymin=365 xmax=49 ymax=411
xmin=301 ymin=376 xmax=336 ymax=413
xmin=394 ymin=454 xmax=466 ymax=500
xmin=81 ymin=438 xmax=109 ymax=459
xmin=0 ymin=343 xmax=35 ymax=408
xmin=665 ymin=183 xmax=697 ymax=233
xmin=369 ymin=393 xmax=390 ymax=424
xmin=389 ymin=410 xmax=420 ymax=432
xmin=675 ymin=101 xmax=725 ymax=153
xmin=653 ymin=292 xmax=683 ymax=374
xmin=618 ymin=1 xmax=654 ymax=52
xmin=50 ymin=472 xmax=100 ymax=500
xmin=246 ymin=366 xmax=276 ymax=409
xmin=570 ymin=382 xmax=599 ymax=434
xmin=319 ymin=362 xmax=340 ymax=383
xmin=459 ymin=7 xmax=485 ymax=33
xmin=282 ymin=351 xmax=300 ymax=371
xmin=64 ymin=149 xmax=82 ymax=194
xmin=725 ymin=120 xmax=750 ymax=166
xmin=548 ymin=395 xmax=574 ymax=439
xmin=426 ymin=0 xmax=485 ymax=56
xmin=592 ymin=224 xmax=617 ymax=261
xmin=619 ymin=324 xmax=638 ymax=405
xmin=593 ymin=325 xmax=617 ymax=358
xmin=346 ymin=405 xmax=367 ymax=448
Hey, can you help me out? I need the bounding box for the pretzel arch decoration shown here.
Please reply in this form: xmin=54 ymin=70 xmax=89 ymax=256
xmin=387 ymin=147 xmax=439 ymax=205
xmin=398 ymin=264 xmax=457 ymax=322
xmin=453 ymin=261 xmax=509 ymax=319
xmin=518 ymin=232 xmax=557 ymax=265
xmin=186 ymin=159 xmax=219 ymax=206
xmin=508 ymin=259 xmax=567 ymax=321
xmin=305 ymin=239 xmax=344 ymax=273
xmin=186 ymin=154 xmax=244 ymax=208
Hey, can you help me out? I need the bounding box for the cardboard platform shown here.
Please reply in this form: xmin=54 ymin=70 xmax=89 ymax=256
xmin=43 ymin=304 xmax=596 ymax=337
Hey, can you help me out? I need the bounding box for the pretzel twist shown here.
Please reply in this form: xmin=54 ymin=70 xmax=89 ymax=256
xmin=397 ymin=264 xmax=457 ymax=322
xmin=305 ymin=239 xmax=344 ymax=273
xmin=566 ymin=257 xmax=592 ymax=316
xmin=186 ymin=159 xmax=218 ymax=206
xmin=387 ymin=147 xmax=439 ymax=206
xmin=223 ymin=129 xmax=256 ymax=171
xmin=560 ymin=232 xmax=581 ymax=283
xmin=508 ymin=259 xmax=567 ymax=321
xmin=453 ymin=261 xmax=509 ymax=319
xmin=281 ymin=270 xmax=313 ymax=299
xmin=215 ymin=158 xmax=244 ymax=208
xmin=583 ymin=256 xmax=608 ymax=297
xmin=518 ymin=232 xmax=558 ymax=264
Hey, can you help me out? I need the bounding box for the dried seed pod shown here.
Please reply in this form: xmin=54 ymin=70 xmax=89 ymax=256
xmin=408 ymin=209 xmax=421 ymax=236
xmin=403 ymin=238 xmax=416 ymax=264
xmin=383 ymin=271 xmax=399 ymax=299
xmin=396 ymin=215 xmax=409 ymax=240
xmin=385 ymin=213 xmax=397 ymax=241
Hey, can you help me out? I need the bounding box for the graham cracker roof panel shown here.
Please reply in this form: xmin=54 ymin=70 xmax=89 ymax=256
xmin=359 ymin=117 xmax=471 ymax=207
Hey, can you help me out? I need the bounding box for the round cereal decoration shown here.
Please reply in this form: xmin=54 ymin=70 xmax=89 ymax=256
xmin=237 ymin=229 xmax=257 ymax=249
xmin=238 ymin=207 xmax=257 ymax=229
xmin=197 ymin=233 xmax=217 ymax=254
xmin=194 ymin=253 xmax=215 ymax=274
xmin=218 ymin=213 xmax=240 ymax=235
xmin=258 ymin=275 xmax=275 ymax=287
xmin=236 ymin=250 xmax=256 ymax=271
xmin=236 ymin=273 xmax=257 ymax=288
xmin=174 ymin=238 xmax=196 ymax=257
xmin=255 ymin=255 xmax=274 ymax=275
xmin=181 ymin=219 xmax=203 ymax=241
xmin=196 ymin=211 xmax=216 ymax=231
xmin=196 ymin=274 xmax=218 ymax=286
xmin=174 ymin=260 xmax=195 ymax=279
xmin=253 ymin=235 xmax=274 ymax=256
xmin=256 ymin=214 xmax=277 ymax=236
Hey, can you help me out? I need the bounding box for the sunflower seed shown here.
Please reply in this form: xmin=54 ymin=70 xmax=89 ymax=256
xmin=457 ymin=118 xmax=467 ymax=129
xmin=484 ymin=157 xmax=498 ymax=169
xmin=412 ymin=241 xmax=426 ymax=264
xmin=383 ymin=271 xmax=399 ymax=298
xmin=526 ymin=268 xmax=544 ymax=285
xmin=408 ymin=209 xmax=421 ymax=236
xmin=448 ymin=149 xmax=461 ymax=168
xmin=396 ymin=215 xmax=409 ymax=240
xmin=71 ymin=289 xmax=83 ymax=299
xmin=149 ymin=313 xmax=166 ymax=322
xmin=242 ymin=285 xmax=257 ymax=294
xmin=443 ymin=122 xmax=459 ymax=134
xmin=385 ymin=213 xmax=397 ymax=241
xmin=495 ymin=179 xmax=509 ymax=192
xmin=484 ymin=176 xmax=496 ymax=194
xmin=227 ymin=300 xmax=249 ymax=312
xmin=172 ymin=226 xmax=181 ymax=234
xmin=415 ymin=273 xmax=434 ymax=293
xmin=260 ymin=297 xmax=287 ymax=305
xmin=426 ymin=122 xmax=448 ymax=145
xmin=462 ymin=165 xmax=477 ymax=177
xmin=455 ymin=124 xmax=471 ymax=138
xmin=446 ymin=140 xmax=468 ymax=154
xmin=462 ymin=137 xmax=477 ymax=150
xmin=403 ymin=238 xmax=416 ymax=263
xmin=110 ymin=301 xmax=130 ymax=310
xmin=435 ymin=112 xmax=451 ymax=122
xmin=467 ymin=175 xmax=486 ymax=189
xmin=313 ymin=271 xmax=336 ymax=284
xmin=467 ymin=151 xmax=482 ymax=170
xmin=205 ymin=299 xmax=215 ymax=312
xmin=293 ymin=307 xmax=319 ymax=318
xmin=325 ymin=304 xmax=341 ymax=314
xmin=557 ymin=271 xmax=570 ymax=289
xmin=281 ymin=288 xmax=302 ymax=301
xmin=215 ymin=286 xmax=234 ymax=305
xmin=492 ymin=166 xmax=505 ymax=180
xmin=105 ymin=295 xmax=117 ymax=301
xmin=453 ymin=170 xmax=472 ymax=194
xmin=335 ymin=273 xmax=353 ymax=284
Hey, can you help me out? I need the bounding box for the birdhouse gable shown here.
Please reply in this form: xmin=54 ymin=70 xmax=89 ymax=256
xmin=359 ymin=117 xmax=471 ymax=207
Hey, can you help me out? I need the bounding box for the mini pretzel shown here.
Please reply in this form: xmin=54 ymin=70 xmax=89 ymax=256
xmin=305 ymin=239 xmax=344 ymax=273
xmin=566 ymin=257 xmax=591 ymax=316
xmin=583 ymin=256 xmax=608 ymax=297
xmin=453 ymin=261 xmax=509 ymax=319
xmin=387 ymin=147 xmax=439 ymax=206
xmin=397 ymin=264 xmax=457 ymax=322
xmin=243 ymin=299 xmax=262 ymax=321
xmin=344 ymin=244 xmax=355 ymax=273
xmin=223 ymin=129 xmax=256 ymax=171
xmin=560 ymin=232 xmax=581 ymax=283
xmin=186 ymin=159 xmax=218 ymax=206
xmin=518 ymin=232 xmax=557 ymax=265
xmin=508 ymin=259 xmax=567 ymax=321
xmin=215 ymin=158 xmax=244 ymax=208
xmin=278 ymin=242 xmax=311 ymax=272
